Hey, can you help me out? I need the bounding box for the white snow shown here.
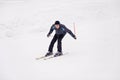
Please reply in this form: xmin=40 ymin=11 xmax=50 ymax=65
xmin=0 ymin=0 xmax=120 ymax=80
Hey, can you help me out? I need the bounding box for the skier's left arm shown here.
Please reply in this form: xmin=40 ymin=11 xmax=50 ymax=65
xmin=63 ymin=26 xmax=77 ymax=39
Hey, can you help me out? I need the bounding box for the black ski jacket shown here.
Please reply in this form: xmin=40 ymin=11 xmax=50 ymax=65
xmin=47 ymin=24 xmax=76 ymax=38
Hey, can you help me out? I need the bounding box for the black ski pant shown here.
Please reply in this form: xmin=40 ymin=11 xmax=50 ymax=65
xmin=48 ymin=34 xmax=65 ymax=52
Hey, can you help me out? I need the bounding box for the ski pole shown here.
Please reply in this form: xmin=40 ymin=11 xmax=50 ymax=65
xmin=73 ymin=22 xmax=76 ymax=35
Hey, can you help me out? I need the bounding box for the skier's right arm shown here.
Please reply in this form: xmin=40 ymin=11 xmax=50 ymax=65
xmin=47 ymin=25 xmax=55 ymax=37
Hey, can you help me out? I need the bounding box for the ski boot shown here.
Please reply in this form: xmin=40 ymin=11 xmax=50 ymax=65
xmin=45 ymin=51 xmax=53 ymax=57
xmin=54 ymin=52 xmax=63 ymax=57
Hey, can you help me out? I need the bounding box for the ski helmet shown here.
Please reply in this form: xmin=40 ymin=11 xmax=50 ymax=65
xmin=55 ymin=21 xmax=60 ymax=25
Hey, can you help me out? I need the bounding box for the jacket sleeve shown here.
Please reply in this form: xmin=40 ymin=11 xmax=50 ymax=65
xmin=63 ymin=25 xmax=76 ymax=38
xmin=47 ymin=25 xmax=55 ymax=35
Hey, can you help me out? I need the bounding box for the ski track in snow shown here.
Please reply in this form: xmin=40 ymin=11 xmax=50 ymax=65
xmin=0 ymin=0 xmax=120 ymax=80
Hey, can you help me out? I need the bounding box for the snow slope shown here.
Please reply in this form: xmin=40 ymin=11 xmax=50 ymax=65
xmin=0 ymin=0 xmax=120 ymax=80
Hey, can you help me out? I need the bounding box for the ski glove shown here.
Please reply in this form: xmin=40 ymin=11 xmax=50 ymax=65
xmin=73 ymin=35 xmax=77 ymax=39
xmin=47 ymin=34 xmax=50 ymax=37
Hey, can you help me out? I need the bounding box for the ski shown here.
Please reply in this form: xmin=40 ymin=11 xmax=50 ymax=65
xmin=36 ymin=54 xmax=54 ymax=60
xmin=36 ymin=52 xmax=68 ymax=60
xmin=36 ymin=56 xmax=46 ymax=60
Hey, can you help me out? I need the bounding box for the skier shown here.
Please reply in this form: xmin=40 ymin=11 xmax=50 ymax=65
xmin=45 ymin=21 xmax=77 ymax=57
